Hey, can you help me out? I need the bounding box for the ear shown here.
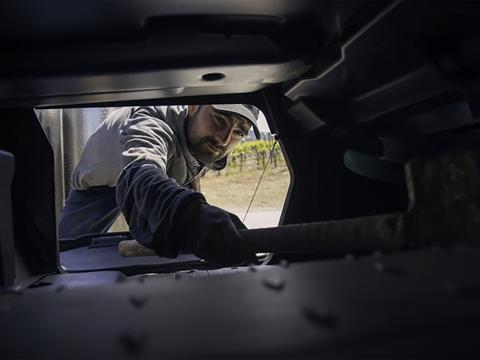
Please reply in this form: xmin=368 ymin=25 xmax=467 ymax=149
xmin=188 ymin=105 xmax=200 ymax=116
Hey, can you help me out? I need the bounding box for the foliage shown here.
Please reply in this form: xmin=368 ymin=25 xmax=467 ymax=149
xmin=223 ymin=140 xmax=285 ymax=174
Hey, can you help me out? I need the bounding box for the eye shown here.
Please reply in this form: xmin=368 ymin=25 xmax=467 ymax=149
xmin=234 ymin=129 xmax=246 ymax=138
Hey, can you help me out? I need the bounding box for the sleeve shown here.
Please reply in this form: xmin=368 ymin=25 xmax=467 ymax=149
xmin=119 ymin=112 xmax=175 ymax=172
xmin=116 ymin=162 xmax=205 ymax=258
xmin=116 ymin=112 xmax=205 ymax=257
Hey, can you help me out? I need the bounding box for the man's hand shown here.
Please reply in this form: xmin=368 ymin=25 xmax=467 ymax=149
xmin=174 ymin=200 xmax=258 ymax=265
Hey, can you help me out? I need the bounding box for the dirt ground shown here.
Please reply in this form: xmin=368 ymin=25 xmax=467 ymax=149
xmin=201 ymin=165 xmax=290 ymax=214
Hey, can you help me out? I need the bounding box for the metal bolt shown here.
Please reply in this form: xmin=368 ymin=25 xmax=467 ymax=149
xmin=129 ymin=294 xmax=149 ymax=308
xmin=262 ymin=277 xmax=285 ymax=291
xmin=302 ymin=306 xmax=336 ymax=329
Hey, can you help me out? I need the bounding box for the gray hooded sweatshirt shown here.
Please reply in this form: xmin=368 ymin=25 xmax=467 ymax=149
xmin=71 ymin=105 xmax=225 ymax=190
xmin=71 ymin=106 xmax=226 ymax=257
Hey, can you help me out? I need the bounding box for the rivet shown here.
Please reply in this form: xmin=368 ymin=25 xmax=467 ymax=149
xmin=374 ymin=262 xmax=385 ymax=272
xmin=262 ymin=277 xmax=285 ymax=291
xmin=302 ymin=306 xmax=336 ymax=329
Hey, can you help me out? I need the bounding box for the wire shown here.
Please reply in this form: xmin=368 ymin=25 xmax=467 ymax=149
xmin=241 ymin=137 xmax=279 ymax=266
xmin=242 ymin=138 xmax=278 ymax=223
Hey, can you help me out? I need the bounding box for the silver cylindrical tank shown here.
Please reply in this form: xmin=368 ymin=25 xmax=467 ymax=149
xmin=37 ymin=107 xmax=115 ymax=221
xmin=61 ymin=108 xmax=113 ymax=195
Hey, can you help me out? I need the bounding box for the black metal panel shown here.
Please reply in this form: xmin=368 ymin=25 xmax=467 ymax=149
xmin=286 ymin=1 xmax=480 ymax=126
xmin=1 ymin=248 xmax=480 ymax=358
xmin=0 ymin=1 xmax=340 ymax=107
xmin=0 ymin=109 xmax=58 ymax=276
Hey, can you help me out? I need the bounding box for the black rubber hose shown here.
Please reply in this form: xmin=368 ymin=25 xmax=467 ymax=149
xmin=240 ymin=212 xmax=405 ymax=254
xmin=118 ymin=213 xmax=406 ymax=257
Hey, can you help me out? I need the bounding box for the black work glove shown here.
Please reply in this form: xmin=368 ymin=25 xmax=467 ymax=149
xmin=174 ymin=199 xmax=258 ymax=266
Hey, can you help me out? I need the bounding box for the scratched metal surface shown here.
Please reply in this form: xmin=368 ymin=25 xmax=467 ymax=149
xmin=1 ymin=247 xmax=480 ymax=358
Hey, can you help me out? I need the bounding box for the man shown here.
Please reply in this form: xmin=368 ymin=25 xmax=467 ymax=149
xmin=59 ymin=104 xmax=261 ymax=265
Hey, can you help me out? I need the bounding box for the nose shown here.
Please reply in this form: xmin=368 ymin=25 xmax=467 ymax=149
xmin=217 ymin=126 xmax=234 ymax=146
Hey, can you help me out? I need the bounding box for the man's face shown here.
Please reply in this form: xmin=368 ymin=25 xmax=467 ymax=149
xmin=186 ymin=105 xmax=252 ymax=164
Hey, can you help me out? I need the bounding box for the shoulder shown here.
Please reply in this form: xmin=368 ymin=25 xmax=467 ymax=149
xmin=120 ymin=109 xmax=179 ymax=160
xmin=132 ymin=106 xmax=187 ymax=121
xmin=125 ymin=108 xmax=175 ymax=135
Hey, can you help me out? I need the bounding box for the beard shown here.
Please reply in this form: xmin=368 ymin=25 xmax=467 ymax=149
xmin=188 ymin=137 xmax=227 ymax=164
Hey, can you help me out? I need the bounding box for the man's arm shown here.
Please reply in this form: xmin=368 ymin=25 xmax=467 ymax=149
xmin=116 ymin=112 xmax=257 ymax=264
xmin=116 ymin=162 xmax=257 ymax=264
xmin=116 ymin=161 xmax=201 ymax=257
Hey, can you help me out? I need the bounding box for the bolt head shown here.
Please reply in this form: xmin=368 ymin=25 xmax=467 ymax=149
xmin=262 ymin=277 xmax=285 ymax=291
